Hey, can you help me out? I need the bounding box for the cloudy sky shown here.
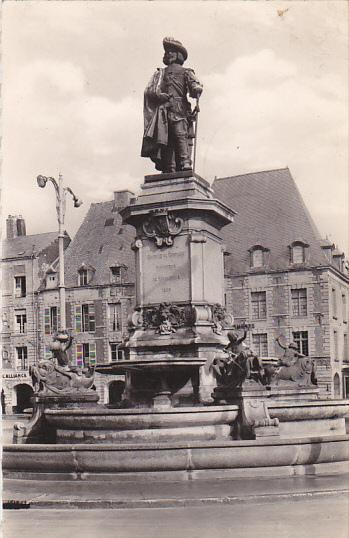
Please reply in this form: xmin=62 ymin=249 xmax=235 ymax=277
xmin=2 ymin=1 xmax=348 ymax=252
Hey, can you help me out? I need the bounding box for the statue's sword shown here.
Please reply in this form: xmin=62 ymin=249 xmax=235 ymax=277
xmin=192 ymin=97 xmax=200 ymax=173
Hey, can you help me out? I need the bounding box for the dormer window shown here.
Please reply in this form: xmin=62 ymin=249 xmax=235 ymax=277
xmin=110 ymin=263 xmax=127 ymax=284
xmin=79 ymin=269 xmax=88 ymax=286
xmin=289 ymin=240 xmax=309 ymax=265
xmin=44 ymin=266 xmax=58 ymax=290
xmin=111 ymin=266 xmax=121 ymax=284
xmin=293 ymin=245 xmax=305 ymax=263
xmin=78 ymin=264 xmax=95 ymax=286
xmin=332 ymin=250 xmax=345 ymax=273
xmin=249 ymin=245 xmax=269 ymax=269
xmin=252 ymin=249 xmax=263 ymax=267
xmin=320 ymin=239 xmax=334 ymax=262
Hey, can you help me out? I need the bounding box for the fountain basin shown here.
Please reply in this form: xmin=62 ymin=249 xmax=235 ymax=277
xmin=45 ymin=405 xmax=239 ymax=443
xmin=39 ymin=399 xmax=349 ymax=444
xmin=3 ymin=435 xmax=349 ymax=480
xmin=97 ymin=357 xmax=207 ymax=407
xmin=268 ymin=399 xmax=349 ymax=438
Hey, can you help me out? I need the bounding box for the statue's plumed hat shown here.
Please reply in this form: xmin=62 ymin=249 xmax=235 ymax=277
xmin=163 ymin=37 xmax=188 ymax=61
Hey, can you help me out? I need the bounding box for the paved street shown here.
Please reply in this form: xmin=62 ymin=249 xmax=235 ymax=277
xmin=3 ymin=494 xmax=349 ymax=538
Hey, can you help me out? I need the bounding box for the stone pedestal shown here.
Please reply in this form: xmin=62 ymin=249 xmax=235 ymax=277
xmin=13 ymin=392 xmax=99 ymax=444
xmin=212 ymin=382 xmax=323 ymax=440
xmin=213 ymin=384 xmax=280 ymax=439
xmin=118 ymin=172 xmax=236 ymax=405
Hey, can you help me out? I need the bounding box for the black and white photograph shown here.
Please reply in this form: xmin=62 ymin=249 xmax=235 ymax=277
xmin=1 ymin=1 xmax=348 ymax=537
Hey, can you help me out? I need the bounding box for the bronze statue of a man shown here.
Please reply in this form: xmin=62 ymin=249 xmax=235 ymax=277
xmin=141 ymin=37 xmax=203 ymax=173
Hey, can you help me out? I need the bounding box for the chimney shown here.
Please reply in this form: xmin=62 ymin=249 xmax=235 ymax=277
xmin=113 ymin=190 xmax=135 ymax=212
xmin=6 ymin=215 xmax=26 ymax=239
xmin=6 ymin=215 xmax=17 ymax=239
xmin=16 ymin=215 xmax=26 ymax=237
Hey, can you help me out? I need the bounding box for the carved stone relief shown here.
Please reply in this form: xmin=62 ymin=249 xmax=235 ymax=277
xmin=142 ymin=209 xmax=183 ymax=247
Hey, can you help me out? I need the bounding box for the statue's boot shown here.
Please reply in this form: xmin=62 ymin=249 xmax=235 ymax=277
xmin=175 ymin=134 xmax=192 ymax=171
xmin=160 ymin=145 xmax=176 ymax=173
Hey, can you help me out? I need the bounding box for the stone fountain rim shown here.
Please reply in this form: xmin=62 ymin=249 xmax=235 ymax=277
xmin=44 ymin=404 xmax=239 ymax=416
xmin=4 ymin=433 xmax=349 ymax=452
xmin=269 ymin=399 xmax=349 ymax=409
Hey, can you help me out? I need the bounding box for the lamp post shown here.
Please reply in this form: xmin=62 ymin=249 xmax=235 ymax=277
xmin=37 ymin=174 xmax=82 ymax=331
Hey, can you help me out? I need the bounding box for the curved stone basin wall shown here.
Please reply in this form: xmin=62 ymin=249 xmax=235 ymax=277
xmin=43 ymin=400 xmax=349 ymax=444
xmin=268 ymin=400 xmax=349 ymax=438
xmin=3 ymin=435 xmax=348 ymax=478
xmin=45 ymin=405 xmax=239 ymax=444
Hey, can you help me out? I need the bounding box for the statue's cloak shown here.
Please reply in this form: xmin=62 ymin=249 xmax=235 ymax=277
xmin=141 ymin=68 xmax=168 ymax=170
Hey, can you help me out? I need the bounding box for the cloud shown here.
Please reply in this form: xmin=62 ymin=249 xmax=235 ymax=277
xmin=196 ymin=48 xmax=348 ymax=250
xmin=2 ymin=4 xmax=347 ymax=252
xmin=199 ymin=49 xmax=347 ymax=171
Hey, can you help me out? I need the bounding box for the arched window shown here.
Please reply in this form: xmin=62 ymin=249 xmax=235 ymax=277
xmin=249 ymin=245 xmax=269 ymax=269
xmin=333 ymin=373 xmax=340 ymax=397
xmin=252 ymin=249 xmax=264 ymax=268
xmin=289 ymin=240 xmax=309 ymax=265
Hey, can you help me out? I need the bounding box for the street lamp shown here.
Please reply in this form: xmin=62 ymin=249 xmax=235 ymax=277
xmin=36 ymin=174 xmax=82 ymax=331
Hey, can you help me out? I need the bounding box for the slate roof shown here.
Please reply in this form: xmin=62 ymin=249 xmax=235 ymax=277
xmin=2 ymin=231 xmax=60 ymax=260
xmin=61 ymin=167 xmax=345 ymax=286
xmin=212 ymin=168 xmax=333 ymax=276
xmin=64 ymin=200 xmax=135 ymax=287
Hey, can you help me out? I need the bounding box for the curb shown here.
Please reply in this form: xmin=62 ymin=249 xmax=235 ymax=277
xmin=3 ymin=488 xmax=349 ymax=510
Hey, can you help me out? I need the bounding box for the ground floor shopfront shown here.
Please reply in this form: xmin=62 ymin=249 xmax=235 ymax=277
xmin=1 ymin=370 xmax=125 ymax=414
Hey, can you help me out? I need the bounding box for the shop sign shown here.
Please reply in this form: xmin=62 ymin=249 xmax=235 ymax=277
xmin=2 ymin=372 xmax=30 ymax=380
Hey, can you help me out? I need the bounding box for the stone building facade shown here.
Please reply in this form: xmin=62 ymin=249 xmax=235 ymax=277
xmin=1 ymin=215 xmax=70 ymax=413
xmin=214 ymin=169 xmax=349 ymax=399
xmin=38 ymin=190 xmax=136 ymax=405
xmin=3 ymin=170 xmax=348 ymax=410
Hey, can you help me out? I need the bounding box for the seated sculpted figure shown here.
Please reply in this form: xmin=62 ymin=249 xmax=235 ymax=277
xmin=211 ymin=330 xmax=266 ymax=388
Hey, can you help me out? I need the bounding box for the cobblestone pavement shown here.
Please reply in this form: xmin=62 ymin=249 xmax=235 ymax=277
xmin=3 ymin=494 xmax=349 ymax=538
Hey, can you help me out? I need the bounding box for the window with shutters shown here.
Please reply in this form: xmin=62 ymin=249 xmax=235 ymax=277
xmin=75 ymin=342 xmax=96 ymax=367
xmin=333 ymin=330 xmax=338 ymax=361
xmin=44 ymin=306 xmax=60 ymax=334
xmin=109 ymin=303 xmax=122 ymax=332
xmin=15 ymin=310 xmax=27 ymax=333
xmin=342 ymin=293 xmax=347 ymax=323
xmin=44 ymin=345 xmax=53 ymax=360
xmin=291 ymin=288 xmax=307 ymax=317
xmin=110 ymin=343 xmax=124 ymax=361
xmin=252 ymin=334 xmax=268 ymax=357
xmin=16 ymin=346 xmax=28 ymax=369
xmin=343 ymin=333 xmax=348 ymax=362
xmin=14 ymin=276 xmax=26 ymax=297
xmin=75 ymin=304 xmax=95 ymax=332
xmin=332 ymin=287 xmax=337 ymax=318
xmin=292 ymin=331 xmax=309 ymax=356
xmin=251 ymin=291 xmax=267 ymax=319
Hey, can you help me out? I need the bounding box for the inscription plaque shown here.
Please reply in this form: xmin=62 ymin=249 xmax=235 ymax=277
xmin=142 ymin=235 xmax=190 ymax=304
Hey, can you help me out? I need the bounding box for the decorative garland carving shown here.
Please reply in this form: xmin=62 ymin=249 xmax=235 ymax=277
xmin=142 ymin=209 xmax=183 ymax=247
xmin=130 ymin=303 xmax=194 ymax=334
